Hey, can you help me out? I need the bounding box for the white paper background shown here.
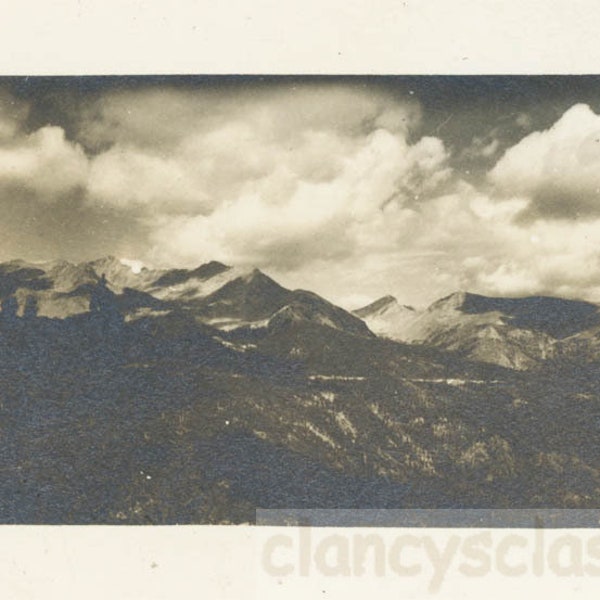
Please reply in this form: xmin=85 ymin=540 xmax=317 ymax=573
xmin=1 ymin=0 xmax=599 ymax=75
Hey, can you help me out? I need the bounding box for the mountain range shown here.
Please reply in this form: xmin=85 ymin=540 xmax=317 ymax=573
xmin=356 ymin=290 xmax=600 ymax=369
xmin=5 ymin=255 xmax=600 ymax=370
xmin=0 ymin=257 xmax=371 ymax=337
xmin=2 ymin=256 xmax=600 ymax=523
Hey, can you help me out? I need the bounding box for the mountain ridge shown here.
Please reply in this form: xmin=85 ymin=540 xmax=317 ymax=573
xmin=4 ymin=257 xmax=600 ymax=369
xmin=0 ymin=257 xmax=374 ymax=340
xmin=356 ymin=290 xmax=600 ymax=369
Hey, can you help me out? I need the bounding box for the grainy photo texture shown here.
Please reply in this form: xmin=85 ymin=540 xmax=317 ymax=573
xmin=1 ymin=76 xmax=600 ymax=524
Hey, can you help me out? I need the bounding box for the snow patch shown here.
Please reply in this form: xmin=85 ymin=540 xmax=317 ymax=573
xmin=120 ymin=258 xmax=145 ymax=274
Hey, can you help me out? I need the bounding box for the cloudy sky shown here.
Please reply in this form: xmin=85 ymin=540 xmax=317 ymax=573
xmin=3 ymin=76 xmax=600 ymax=308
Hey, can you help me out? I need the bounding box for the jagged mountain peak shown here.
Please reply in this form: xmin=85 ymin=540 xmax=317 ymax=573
xmin=378 ymin=294 xmax=399 ymax=306
xmin=152 ymin=260 xmax=231 ymax=288
xmin=0 ymin=259 xmax=47 ymax=275
xmin=238 ymin=267 xmax=270 ymax=283
xmin=427 ymin=290 xmax=476 ymax=311
xmin=353 ymin=295 xmax=418 ymax=341
xmin=197 ymin=260 xmax=230 ymax=273
xmin=2 ymin=258 xmax=35 ymax=268
xmin=82 ymin=256 xmax=158 ymax=293
xmin=424 ymin=291 xmax=600 ymax=336
xmin=200 ymin=267 xmax=290 ymax=318
xmin=186 ymin=260 xmax=231 ymax=281
xmin=355 ymin=295 xmax=401 ymax=318
xmin=88 ymin=255 xmax=121 ymax=270
xmin=86 ymin=255 xmax=151 ymax=275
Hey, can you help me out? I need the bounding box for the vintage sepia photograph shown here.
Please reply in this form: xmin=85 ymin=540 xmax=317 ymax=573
xmin=2 ymin=75 xmax=600 ymax=526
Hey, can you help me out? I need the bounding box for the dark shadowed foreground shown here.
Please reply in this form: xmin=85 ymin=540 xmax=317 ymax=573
xmin=1 ymin=258 xmax=600 ymax=523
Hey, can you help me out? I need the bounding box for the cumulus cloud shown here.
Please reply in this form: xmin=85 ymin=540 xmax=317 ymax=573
xmin=77 ymin=84 xmax=425 ymax=217
xmin=87 ymin=144 xmax=211 ymax=213
xmin=147 ymin=127 xmax=452 ymax=272
xmin=0 ymin=89 xmax=88 ymax=200
xmin=460 ymin=218 xmax=600 ymax=301
xmin=70 ymin=84 xmax=448 ymax=283
xmin=77 ymin=83 xmax=422 ymax=152
xmin=490 ymin=103 xmax=600 ymax=219
xmin=0 ymin=126 xmax=88 ymax=199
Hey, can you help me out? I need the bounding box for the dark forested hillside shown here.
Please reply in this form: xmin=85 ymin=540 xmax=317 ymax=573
xmin=1 ymin=258 xmax=600 ymax=523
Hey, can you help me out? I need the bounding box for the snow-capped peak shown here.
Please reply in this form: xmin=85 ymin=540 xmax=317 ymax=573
xmin=119 ymin=258 xmax=145 ymax=275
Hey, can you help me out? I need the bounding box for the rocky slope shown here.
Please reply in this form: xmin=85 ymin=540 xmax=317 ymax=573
xmin=356 ymin=291 xmax=600 ymax=369
xmin=0 ymin=257 xmax=372 ymax=339
xmin=354 ymin=295 xmax=417 ymax=339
